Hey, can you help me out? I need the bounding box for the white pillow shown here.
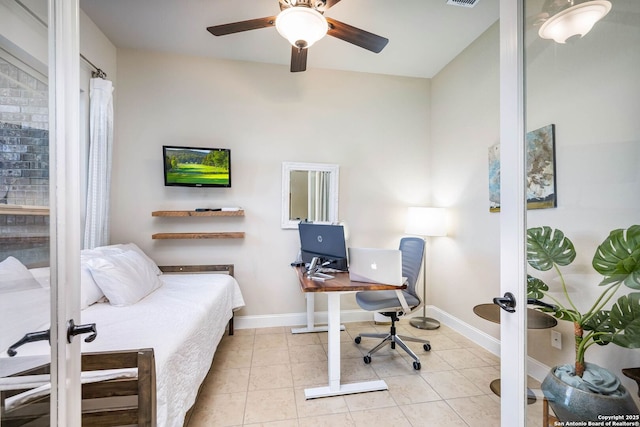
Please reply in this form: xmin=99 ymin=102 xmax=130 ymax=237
xmin=86 ymin=250 xmax=163 ymax=306
xmin=80 ymin=262 xmax=106 ymax=309
xmin=80 ymin=250 xmax=109 ymax=309
xmin=29 ymin=267 xmax=50 ymax=288
xmin=27 ymin=266 xmax=105 ymax=310
xmin=94 ymin=243 xmax=162 ymax=276
xmin=0 ymin=256 xmax=40 ymax=292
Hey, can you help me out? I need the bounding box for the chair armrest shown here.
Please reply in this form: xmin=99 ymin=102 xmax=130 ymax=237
xmin=395 ymin=290 xmax=411 ymax=314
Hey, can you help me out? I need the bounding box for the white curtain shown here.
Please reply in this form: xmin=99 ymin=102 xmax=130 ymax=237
xmin=83 ymin=78 xmax=114 ymax=249
xmin=311 ymin=171 xmax=330 ymax=222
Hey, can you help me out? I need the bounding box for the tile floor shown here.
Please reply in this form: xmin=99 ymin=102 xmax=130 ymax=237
xmin=184 ymin=320 xmax=546 ymax=426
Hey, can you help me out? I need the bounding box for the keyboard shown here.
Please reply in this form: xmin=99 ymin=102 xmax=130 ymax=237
xmin=318 ymin=267 xmax=344 ymax=274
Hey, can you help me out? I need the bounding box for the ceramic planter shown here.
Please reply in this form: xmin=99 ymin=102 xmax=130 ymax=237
xmin=541 ymin=364 xmax=639 ymax=421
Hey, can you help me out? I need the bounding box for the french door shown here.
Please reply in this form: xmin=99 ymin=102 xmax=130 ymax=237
xmin=0 ymin=0 xmax=82 ymax=425
xmin=499 ymin=0 xmax=529 ymax=425
xmin=49 ymin=0 xmax=83 ymax=424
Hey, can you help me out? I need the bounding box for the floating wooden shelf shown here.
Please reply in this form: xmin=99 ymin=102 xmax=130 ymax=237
xmin=151 ymin=210 xmax=245 ymax=240
xmin=152 ymin=210 xmax=244 ymax=217
xmin=152 ymin=232 xmax=245 ymax=240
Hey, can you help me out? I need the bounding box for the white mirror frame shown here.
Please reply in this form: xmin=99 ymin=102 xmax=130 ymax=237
xmin=281 ymin=162 xmax=340 ymax=229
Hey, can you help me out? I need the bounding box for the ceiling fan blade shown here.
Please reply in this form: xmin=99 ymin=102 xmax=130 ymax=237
xmin=324 ymin=0 xmax=342 ymax=9
xmin=206 ymin=16 xmax=277 ymax=36
xmin=290 ymin=46 xmax=308 ymax=73
xmin=326 ymin=18 xmax=388 ymax=53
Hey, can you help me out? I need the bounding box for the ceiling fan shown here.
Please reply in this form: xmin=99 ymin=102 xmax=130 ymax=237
xmin=206 ymin=0 xmax=389 ymax=72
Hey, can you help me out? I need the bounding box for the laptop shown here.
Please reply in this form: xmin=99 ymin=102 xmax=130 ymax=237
xmin=348 ymin=247 xmax=404 ymax=286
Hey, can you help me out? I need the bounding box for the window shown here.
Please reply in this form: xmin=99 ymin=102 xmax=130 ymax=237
xmin=0 ymin=49 xmax=49 ymax=266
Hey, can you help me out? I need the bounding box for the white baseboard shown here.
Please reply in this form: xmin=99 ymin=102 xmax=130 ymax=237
xmin=233 ymin=309 xmax=375 ymax=330
xmin=423 ymin=306 xmax=551 ymax=383
xmin=233 ymin=306 xmax=550 ymax=382
xmin=425 ymin=306 xmax=501 ymax=357
xmin=526 ymin=354 xmax=552 ymax=384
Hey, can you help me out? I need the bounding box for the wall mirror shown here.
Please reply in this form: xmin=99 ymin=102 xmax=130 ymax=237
xmin=281 ymin=162 xmax=339 ymax=229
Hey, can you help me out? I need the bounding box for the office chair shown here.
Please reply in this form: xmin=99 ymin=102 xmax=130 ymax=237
xmin=354 ymin=237 xmax=431 ymax=370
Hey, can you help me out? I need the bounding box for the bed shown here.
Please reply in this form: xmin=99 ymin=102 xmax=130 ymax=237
xmin=0 ymin=245 xmax=245 ymax=427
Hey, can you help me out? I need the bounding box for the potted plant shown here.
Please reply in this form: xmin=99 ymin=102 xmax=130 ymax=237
xmin=526 ymin=225 xmax=640 ymax=421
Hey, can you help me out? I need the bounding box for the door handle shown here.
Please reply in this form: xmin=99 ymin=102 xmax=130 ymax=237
xmin=7 ymin=329 xmax=50 ymax=357
xmin=527 ymin=298 xmax=557 ymax=311
xmin=67 ymin=319 xmax=97 ymax=344
xmin=493 ymin=292 xmax=516 ymax=313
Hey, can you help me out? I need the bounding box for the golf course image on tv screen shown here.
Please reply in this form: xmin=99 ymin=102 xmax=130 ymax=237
xmin=163 ymin=146 xmax=231 ymax=187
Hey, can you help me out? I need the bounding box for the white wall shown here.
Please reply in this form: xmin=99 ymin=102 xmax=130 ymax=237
xmin=430 ymin=22 xmax=501 ymax=337
xmin=110 ymin=49 xmax=431 ymax=319
xmin=430 ymin=12 xmax=640 ymax=402
xmin=79 ymin=10 xmax=117 ymax=80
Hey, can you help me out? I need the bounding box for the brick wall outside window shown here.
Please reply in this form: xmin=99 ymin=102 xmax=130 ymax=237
xmin=0 ymin=57 xmax=50 ymax=266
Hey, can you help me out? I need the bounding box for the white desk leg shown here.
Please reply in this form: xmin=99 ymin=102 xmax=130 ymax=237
xmin=327 ymin=292 xmax=341 ymax=391
xmin=304 ymin=292 xmax=388 ymax=399
xmin=291 ymin=293 xmax=346 ymax=334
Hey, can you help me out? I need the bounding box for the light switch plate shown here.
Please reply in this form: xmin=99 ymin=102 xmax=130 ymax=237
xmin=551 ymin=330 xmax=562 ymax=349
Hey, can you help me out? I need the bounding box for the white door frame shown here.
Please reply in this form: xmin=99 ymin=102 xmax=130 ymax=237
xmin=49 ymin=0 xmax=82 ymax=425
xmin=499 ymin=0 xmax=528 ymax=425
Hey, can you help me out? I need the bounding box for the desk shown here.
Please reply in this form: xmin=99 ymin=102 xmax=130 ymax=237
xmin=294 ymin=267 xmax=407 ymax=399
xmin=291 ymin=292 xmax=346 ymax=334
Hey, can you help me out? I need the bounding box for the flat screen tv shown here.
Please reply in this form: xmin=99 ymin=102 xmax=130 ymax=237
xmin=163 ymin=145 xmax=231 ymax=188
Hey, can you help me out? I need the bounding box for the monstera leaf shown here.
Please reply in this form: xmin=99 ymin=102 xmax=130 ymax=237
xmin=601 ymin=293 xmax=640 ymax=348
xmin=527 ymin=275 xmax=548 ymax=299
xmin=527 ymin=226 xmax=576 ymax=272
xmin=593 ymin=225 xmax=640 ymax=290
xmin=583 ymin=310 xmax=615 ymax=346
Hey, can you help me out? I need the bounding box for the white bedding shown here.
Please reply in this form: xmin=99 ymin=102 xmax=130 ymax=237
xmin=1 ymin=272 xmax=245 ymax=427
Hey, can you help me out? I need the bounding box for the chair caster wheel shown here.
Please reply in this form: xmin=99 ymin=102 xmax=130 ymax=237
xmin=355 ymin=337 xmax=361 ymax=344
xmin=363 ymin=355 xmax=371 ymax=364
xmin=423 ymin=343 xmax=431 ymax=351
xmin=413 ymin=361 xmax=421 ymax=370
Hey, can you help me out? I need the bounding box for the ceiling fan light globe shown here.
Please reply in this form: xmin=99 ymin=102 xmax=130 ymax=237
xmin=538 ymin=0 xmax=611 ymax=44
xmin=276 ymin=7 xmax=328 ymax=48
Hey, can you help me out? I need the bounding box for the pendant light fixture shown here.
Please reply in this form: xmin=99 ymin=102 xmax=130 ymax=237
xmin=538 ymin=0 xmax=612 ymax=44
xmin=275 ymin=6 xmax=329 ymax=49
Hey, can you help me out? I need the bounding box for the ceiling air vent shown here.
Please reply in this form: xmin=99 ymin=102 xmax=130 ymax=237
xmin=447 ymin=0 xmax=481 ymax=8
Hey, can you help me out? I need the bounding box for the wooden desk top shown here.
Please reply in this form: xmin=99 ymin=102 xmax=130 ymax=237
xmin=295 ymin=267 xmax=407 ymax=293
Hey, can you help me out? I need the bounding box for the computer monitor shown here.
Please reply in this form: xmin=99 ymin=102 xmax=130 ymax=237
xmin=298 ymin=222 xmax=348 ymax=271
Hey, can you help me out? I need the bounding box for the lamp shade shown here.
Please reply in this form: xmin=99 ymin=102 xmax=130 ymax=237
xmin=275 ymin=7 xmax=328 ymax=49
xmin=538 ymin=0 xmax=611 ymax=44
xmin=405 ymin=207 xmax=447 ymax=237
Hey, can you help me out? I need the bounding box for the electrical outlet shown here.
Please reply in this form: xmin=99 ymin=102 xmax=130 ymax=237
xmin=551 ymin=330 xmax=562 ymax=349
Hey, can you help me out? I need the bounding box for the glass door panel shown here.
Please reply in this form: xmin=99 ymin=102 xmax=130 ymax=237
xmin=2 ymin=1 xmax=83 ymax=425
xmin=0 ymin=30 xmax=52 ymax=426
xmin=524 ymin=0 xmax=640 ymax=424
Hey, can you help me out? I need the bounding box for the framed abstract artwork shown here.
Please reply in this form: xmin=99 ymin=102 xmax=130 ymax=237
xmin=488 ymin=124 xmax=557 ymax=212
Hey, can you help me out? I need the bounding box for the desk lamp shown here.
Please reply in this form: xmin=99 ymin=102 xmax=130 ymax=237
xmin=405 ymin=207 xmax=447 ymax=330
